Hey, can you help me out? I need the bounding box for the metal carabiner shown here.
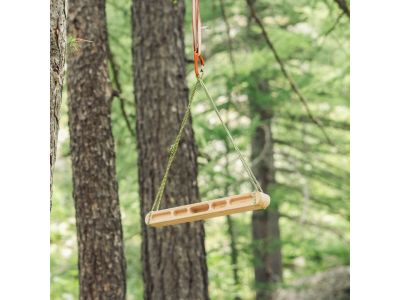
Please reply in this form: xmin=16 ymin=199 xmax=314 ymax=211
xmin=194 ymin=50 xmax=205 ymax=77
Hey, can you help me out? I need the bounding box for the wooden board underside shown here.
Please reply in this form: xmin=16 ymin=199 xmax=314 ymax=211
xmin=145 ymin=192 xmax=270 ymax=228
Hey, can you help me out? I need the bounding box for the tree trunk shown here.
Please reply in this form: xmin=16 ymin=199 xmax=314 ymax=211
xmin=251 ymin=81 xmax=282 ymax=300
xmin=226 ymin=215 xmax=241 ymax=300
xmin=67 ymin=0 xmax=127 ymax=299
xmin=224 ymin=122 xmax=241 ymax=300
xmin=132 ymin=1 xmax=209 ymax=299
xmin=50 ymin=0 xmax=66 ymax=208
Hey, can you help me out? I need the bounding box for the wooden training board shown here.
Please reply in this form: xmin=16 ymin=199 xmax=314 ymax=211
xmin=145 ymin=192 xmax=270 ymax=228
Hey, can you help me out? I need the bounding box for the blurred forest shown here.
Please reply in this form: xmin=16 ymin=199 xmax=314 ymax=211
xmin=50 ymin=0 xmax=349 ymax=299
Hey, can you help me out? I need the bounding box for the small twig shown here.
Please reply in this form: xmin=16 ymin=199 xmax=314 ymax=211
xmin=276 ymin=182 xmax=349 ymax=217
xmin=219 ymin=0 xmax=237 ymax=76
xmin=279 ymin=212 xmax=347 ymax=241
xmin=276 ymin=147 xmax=348 ymax=181
xmin=251 ymin=124 xmax=272 ymax=166
xmin=274 ymin=138 xmax=349 ymax=156
xmin=278 ymin=113 xmax=350 ymax=131
xmin=310 ymin=12 xmax=345 ymax=59
xmin=276 ymin=148 xmax=349 ymax=178
xmin=106 ymin=40 xmax=135 ymax=139
xmin=111 ymin=90 xmax=135 ymax=138
xmin=245 ymin=0 xmax=334 ymax=146
xmin=323 ymin=12 xmax=345 ymax=37
xmin=75 ymin=37 xmax=94 ymax=43
xmin=197 ymin=150 xmax=212 ymax=162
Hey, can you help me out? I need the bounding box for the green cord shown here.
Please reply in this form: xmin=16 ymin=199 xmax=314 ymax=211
xmin=151 ymin=76 xmax=203 ymax=212
xmin=150 ymin=75 xmax=263 ymax=213
xmin=198 ymin=77 xmax=263 ymax=194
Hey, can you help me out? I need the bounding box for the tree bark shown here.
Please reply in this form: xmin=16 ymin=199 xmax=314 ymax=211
xmin=132 ymin=1 xmax=209 ymax=299
xmin=223 ymin=117 xmax=241 ymax=300
xmin=226 ymin=215 xmax=241 ymax=300
xmin=50 ymin=0 xmax=66 ymax=208
xmin=67 ymin=0 xmax=127 ymax=299
xmin=251 ymin=81 xmax=282 ymax=300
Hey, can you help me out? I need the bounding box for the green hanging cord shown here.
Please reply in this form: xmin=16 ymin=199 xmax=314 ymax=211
xmin=149 ymin=74 xmax=263 ymax=218
xmin=198 ymin=77 xmax=263 ymax=194
xmin=151 ymin=75 xmax=203 ymax=213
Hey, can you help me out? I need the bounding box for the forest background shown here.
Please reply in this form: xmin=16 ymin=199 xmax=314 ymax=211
xmin=51 ymin=0 xmax=349 ymax=299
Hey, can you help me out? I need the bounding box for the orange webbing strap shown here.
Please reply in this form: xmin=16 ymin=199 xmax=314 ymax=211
xmin=192 ymin=0 xmax=204 ymax=77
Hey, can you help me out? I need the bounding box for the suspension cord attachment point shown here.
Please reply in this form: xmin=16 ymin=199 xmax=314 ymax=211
xmin=194 ymin=50 xmax=205 ymax=78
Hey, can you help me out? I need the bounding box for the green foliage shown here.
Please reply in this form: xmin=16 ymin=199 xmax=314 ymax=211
xmin=67 ymin=35 xmax=80 ymax=53
xmin=51 ymin=0 xmax=349 ymax=299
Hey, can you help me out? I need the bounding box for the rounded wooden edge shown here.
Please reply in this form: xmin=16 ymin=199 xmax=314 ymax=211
xmin=259 ymin=192 xmax=271 ymax=208
xmin=145 ymin=213 xmax=151 ymax=225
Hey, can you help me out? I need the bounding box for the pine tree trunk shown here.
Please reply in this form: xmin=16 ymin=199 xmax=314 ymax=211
xmin=226 ymin=215 xmax=241 ymax=300
xmin=251 ymin=84 xmax=282 ymax=300
xmin=132 ymin=1 xmax=209 ymax=299
xmin=50 ymin=0 xmax=66 ymax=207
xmin=67 ymin=0 xmax=127 ymax=298
xmin=224 ymin=135 xmax=241 ymax=300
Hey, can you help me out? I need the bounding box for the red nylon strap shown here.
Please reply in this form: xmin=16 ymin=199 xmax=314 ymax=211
xmin=192 ymin=0 xmax=204 ymax=77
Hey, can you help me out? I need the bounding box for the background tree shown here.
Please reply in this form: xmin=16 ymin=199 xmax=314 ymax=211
xmin=50 ymin=0 xmax=66 ymax=207
xmin=67 ymin=0 xmax=127 ymax=298
xmin=250 ymin=79 xmax=282 ymax=300
xmin=132 ymin=0 xmax=209 ymax=299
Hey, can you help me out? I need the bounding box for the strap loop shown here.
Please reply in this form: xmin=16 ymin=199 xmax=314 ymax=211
xmin=192 ymin=0 xmax=204 ymax=77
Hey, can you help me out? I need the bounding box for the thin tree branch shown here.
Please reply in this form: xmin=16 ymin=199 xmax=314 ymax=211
xmin=219 ymin=0 xmax=237 ymax=76
xmin=276 ymin=183 xmax=349 ymax=218
xmin=275 ymin=151 xmax=349 ymax=183
xmin=323 ymin=12 xmax=345 ymax=37
xmin=111 ymin=89 xmax=135 ymax=138
xmin=333 ymin=0 xmax=350 ymax=18
xmin=277 ymin=113 xmax=350 ymax=131
xmin=106 ymin=41 xmax=135 ymax=139
xmin=276 ymin=148 xmax=349 ymax=178
xmin=245 ymin=0 xmax=333 ymax=145
xmin=275 ymin=120 xmax=349 ymax=156
xmin=274 ymin=138 xmax=349 ymax=156
xmin=277 ymin=166 xmax=346 ymax=191
xmin=279 ymin=212 xmax=347 ymax=241
xmin=275 ymin=121 xmax=335 ymax=147
xmin=251 ymin=124 xmax=272 ymax=166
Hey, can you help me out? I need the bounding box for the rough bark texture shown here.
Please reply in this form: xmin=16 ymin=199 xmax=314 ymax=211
xmin=251 ymin=81 xmax=282 ymax=300
xmin=132 ymin=1 xmax=209 ymax=299
xmin=223 ymin=138 xmax=241 ymax=300
xmin=67 ymin=0 xmax=127 ymax=298
xmin=274 ymin=266 xmax=350 ymax=300
xmin=50 ymin=0 xmax=66 ymax=207
xmin=226 ymin=215 xmax=241 ymax=300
